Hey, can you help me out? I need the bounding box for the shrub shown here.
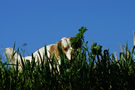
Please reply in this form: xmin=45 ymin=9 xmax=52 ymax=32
xmin=0 ymin=27 xmax=135 ymax=89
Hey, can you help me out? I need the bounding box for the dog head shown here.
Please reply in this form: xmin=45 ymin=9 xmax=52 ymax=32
xmin=49 ymin=37 xmax=73 ymax=60
xmin=56 ymin=37 xmax=81 ymax=60
xmin=57 ymin=37 xmax=73 ymax=60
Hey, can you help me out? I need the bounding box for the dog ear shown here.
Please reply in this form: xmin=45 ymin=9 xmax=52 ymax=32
xmin=69 ymin=37 xmax=74 ymax=40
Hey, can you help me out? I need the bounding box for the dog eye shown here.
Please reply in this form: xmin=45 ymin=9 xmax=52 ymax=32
xmin=64 ymin=48 xmax=68 ymax=51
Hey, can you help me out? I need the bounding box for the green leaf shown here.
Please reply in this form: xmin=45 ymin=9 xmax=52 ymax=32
xmin=95 ymin=45 xmax=102 ymax=51
xmin=91 ymin=43 xmax=97 ymax=49
xmin=66 ymin=69 xmax=71 ymax=73
xmin=22 ymin=43 xmax=27 ymax=47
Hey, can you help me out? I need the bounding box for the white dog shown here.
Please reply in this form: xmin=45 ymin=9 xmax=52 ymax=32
xmin=4 ymin=37 xmax=79 ymax=72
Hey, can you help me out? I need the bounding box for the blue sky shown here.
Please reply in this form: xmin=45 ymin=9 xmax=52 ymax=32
xmin=0 ymin=0 xmax=135 ymax=58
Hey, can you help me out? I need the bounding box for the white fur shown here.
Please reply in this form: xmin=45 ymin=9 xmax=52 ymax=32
xmin=33 ymin=44 xmax=53 ymax=63
xmin=4 ymin=48 xmax=32 ymax=71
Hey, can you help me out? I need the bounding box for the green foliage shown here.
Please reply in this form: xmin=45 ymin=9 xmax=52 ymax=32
xmin=0 ymin=27 xmax=135 ymax=89
xmin=71 ymin=27 xmax=87 ymax=48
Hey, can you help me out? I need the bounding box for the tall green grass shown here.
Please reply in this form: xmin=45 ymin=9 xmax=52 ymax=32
xmin=0 ymin=27 xmax=135 ymax=89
